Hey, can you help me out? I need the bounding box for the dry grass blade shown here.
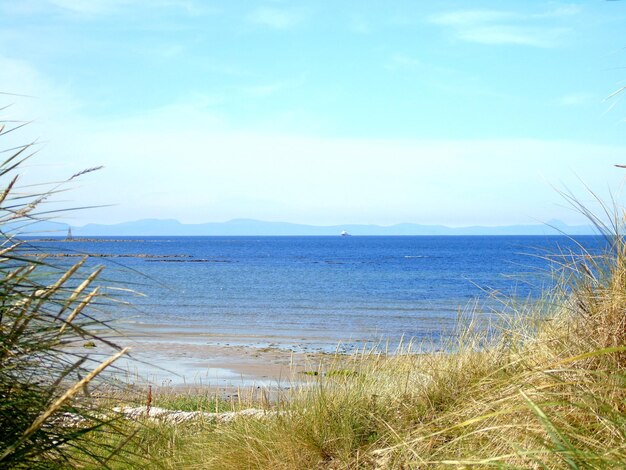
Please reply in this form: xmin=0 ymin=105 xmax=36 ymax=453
xmin=59 ymin=286 xmax=100 ymax=334
xmin=0 ymin=347 xmax=129 ymax=462
xmin=56 ymin=264 xmax=102 ymax=318
xmin=69 ymin=165 xmax=104 ymax=180
xmin=0 ymin=174 xmax=18 ymax=206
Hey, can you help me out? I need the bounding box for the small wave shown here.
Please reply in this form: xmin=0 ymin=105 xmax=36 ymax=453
xmin=404 ymin=255 xmax=428 ymax=259
xmin=144 ymin=259 xmax=233 ymax=263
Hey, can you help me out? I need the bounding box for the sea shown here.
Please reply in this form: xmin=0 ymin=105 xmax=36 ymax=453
xmin=23 ymin=235 xmax=606 ymax=354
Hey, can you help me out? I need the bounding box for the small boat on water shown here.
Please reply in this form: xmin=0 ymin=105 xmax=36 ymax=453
xmin=340 ymin=230 xmax=351 ymax=237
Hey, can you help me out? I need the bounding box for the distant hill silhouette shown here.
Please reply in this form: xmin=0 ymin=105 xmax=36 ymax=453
xmin=14 ymin=218 xmax=596 ymax=237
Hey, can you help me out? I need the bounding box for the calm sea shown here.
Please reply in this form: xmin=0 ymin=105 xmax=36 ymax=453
xmin=24 ymin=235 xmax=605 ymax=352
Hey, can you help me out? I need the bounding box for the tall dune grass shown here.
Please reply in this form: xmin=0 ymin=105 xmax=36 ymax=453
xmin=0 ymin=120 xmax=133 ymax=467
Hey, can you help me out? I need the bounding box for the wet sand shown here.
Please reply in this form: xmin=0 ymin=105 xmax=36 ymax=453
xmin=105 ymin=325 xmax=339 ymax=388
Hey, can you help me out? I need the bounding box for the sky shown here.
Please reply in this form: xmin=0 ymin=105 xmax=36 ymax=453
xmin=1 ymin=0 xmax=626 ymax=227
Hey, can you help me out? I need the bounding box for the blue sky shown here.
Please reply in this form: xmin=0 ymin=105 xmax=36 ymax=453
xmin=1 ymin=1 xmax=626 ymax=226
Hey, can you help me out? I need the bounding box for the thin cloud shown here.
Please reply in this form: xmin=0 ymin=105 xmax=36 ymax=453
xmin=535 ymin=4 xmax=582 ymax=19
xmin=385 ymin=53 xmax=420 ymax=72
xmin=349 ymin=17 xmax=371 ymax=34
xmin=430 ymin=10 xmax=518 ymax=26
xmin=244 ymin=82 xmax=285 ymax=98
xmin=557 ymin=93 xmax=596 ymax=107
xmin=459 ymin=26 xmax=567 ymax=48
xmin=160 ymin=44 xmax=185 ymax=58
xmin=156 ymin=1 xmax=218 ymax=16
xmin=48 ymin=0 xmax=129 ymax=15
xmin=248 ymin=7 xmax=303 ymax=30
xmin=429 ymin=6 xmax=577 ymax=47
xmin=47 ymin=0 xmax=213 ymax=16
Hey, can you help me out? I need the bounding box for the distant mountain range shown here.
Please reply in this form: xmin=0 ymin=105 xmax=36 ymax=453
xmin=13 ymin=218 xmax=597 ymax=237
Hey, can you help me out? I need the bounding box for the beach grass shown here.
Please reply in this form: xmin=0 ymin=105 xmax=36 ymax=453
xmin=0 ymin=126 xmax=136 ymax=468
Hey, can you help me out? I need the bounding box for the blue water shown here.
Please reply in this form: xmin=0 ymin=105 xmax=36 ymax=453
xmin=24 ymin=235 xmax=605 ymax=352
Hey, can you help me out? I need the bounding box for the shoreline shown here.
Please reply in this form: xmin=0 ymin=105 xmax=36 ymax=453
xmin=104 ymin=328 xmax=337 ymax=388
